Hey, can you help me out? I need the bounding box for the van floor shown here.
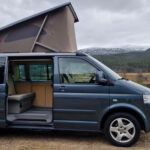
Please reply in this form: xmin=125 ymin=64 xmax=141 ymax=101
xmin=7 ymin=107 xmax=52 ymax=125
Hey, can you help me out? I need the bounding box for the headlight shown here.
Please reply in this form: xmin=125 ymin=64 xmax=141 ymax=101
xmin=143 ymin=95 xmax=150 ymax=104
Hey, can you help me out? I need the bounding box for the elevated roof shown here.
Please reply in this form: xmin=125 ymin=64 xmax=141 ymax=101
xmin=0 ymin=2 xmax=79 ymax=32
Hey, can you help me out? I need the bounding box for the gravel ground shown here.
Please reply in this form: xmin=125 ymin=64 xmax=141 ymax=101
xmin=0 ymin=129 xmax=149 ymax=150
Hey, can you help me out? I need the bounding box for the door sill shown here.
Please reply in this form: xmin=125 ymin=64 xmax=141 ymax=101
xmin=7 ymin=123 xmax=54 ymax=130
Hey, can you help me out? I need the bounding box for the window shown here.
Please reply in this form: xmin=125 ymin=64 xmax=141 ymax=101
xmin=14 ymin=63 xmax=53 ymax=81
xmin=59 ymin=58 xmax=98 ymax=84
xmin=19 ymin=65 xmax=26 ymax=80
xmin=13 ymin=64 xmax=26 ymax=81
xmin=0 ymin=63 xmax=5 ymax=84
xmin=29 ymin=64 xmax=52 ymax=81
xmin=48 ymin=65 xmax=53 ymax=80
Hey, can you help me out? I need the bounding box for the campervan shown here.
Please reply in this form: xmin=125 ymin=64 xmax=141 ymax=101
xmin=0 ymin=52 xmax=150 ymax=147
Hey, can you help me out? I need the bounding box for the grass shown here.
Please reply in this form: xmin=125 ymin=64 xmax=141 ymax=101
xmin=119 ymin=73 xmax=150 ymax=85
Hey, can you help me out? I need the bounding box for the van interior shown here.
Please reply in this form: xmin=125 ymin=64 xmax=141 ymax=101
xmin=7 ymin=57 xmax=53 ymax=125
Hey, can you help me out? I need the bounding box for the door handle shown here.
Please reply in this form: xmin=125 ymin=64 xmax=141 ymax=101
xmin=59 ymin=86 xmax=67 ymax=92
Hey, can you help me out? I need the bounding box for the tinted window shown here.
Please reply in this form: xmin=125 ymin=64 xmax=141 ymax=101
xmin=48 ymin=65 xmax=53 ymax=80
xmin=29 ymin=64 xmax=52 ymax=81
xmin=13 ymin=64 xmax=26 ymax=81
xmin=19 ymin=65 xmax=26 ymax=80
xmin=59 ymin=58 xmax=98 ymax=84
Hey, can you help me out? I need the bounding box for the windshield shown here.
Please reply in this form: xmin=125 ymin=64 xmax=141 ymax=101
xmin=89 ymin=56 xmax=121 ymax=80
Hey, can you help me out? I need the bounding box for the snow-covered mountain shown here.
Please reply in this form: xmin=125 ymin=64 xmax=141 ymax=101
xmin=79 ymin=45 xmax=149 ymax=55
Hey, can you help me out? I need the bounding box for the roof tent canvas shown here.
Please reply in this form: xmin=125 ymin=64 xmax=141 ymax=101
xmin=0 ymin=2 xmax=78 ymax=53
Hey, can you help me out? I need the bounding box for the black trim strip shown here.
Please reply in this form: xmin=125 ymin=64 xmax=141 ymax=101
xmin=53 ymin=109 xmax=96 ymax=113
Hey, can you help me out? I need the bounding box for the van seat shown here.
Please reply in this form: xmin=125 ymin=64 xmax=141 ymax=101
xmin=8 ymin=93 xmax=35 ymax=101
xmin=8 ymin=74 xmax=35 ymax=114
xmin=8 ymin=93 xmax=35 ymax=114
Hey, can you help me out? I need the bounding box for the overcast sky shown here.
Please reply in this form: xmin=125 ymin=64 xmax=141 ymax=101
xmin=0 ymin=0 xmax=150 ymax=49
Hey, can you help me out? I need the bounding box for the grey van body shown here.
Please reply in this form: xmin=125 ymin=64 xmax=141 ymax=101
xmin=0 ymin=52 xmax=150 ymax=146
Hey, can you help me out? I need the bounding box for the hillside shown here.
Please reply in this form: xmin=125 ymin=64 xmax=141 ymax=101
xmin=93 ymin=50 xmax=150 ymax=73
xmin=79 ymin=45 xmax=148 ymax=55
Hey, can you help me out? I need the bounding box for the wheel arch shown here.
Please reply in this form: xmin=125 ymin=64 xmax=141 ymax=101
xmin=100 ymin=104 xmax=147 ymax=131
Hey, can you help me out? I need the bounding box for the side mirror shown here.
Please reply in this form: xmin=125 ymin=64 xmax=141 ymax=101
xmin=96 ymin=71 xmax=108 ymax=84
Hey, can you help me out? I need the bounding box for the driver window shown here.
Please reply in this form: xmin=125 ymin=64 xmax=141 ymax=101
xmin=59 ymin=57 xmax=98 ymax=84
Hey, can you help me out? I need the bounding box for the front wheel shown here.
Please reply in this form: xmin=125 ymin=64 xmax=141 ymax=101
xmin=104 ymin=113 xmax=141 ymax=147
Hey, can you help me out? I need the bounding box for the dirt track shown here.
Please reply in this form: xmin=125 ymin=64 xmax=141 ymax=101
xmin=0 ymin=129 xmax=150 ymax=150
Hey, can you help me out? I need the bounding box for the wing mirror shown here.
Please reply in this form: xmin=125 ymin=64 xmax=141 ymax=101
xmin=96 ymin=71 xmax=108 ymax=84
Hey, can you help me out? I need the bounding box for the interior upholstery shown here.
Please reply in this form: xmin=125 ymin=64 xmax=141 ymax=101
xmin=8 ymin=74 xmax=16 ymax=95
xmin=8 ymin=93 xmax=35 ymax=114
xmin=15 ymin=82 xmax=53 ymax=106
xmin=8 ymin=74 xmax=35 ymax=114
xmin=8 ymin=93 xmax=35 ymax=101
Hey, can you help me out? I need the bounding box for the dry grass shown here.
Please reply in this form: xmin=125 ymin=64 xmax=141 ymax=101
xmin=119 ymin=73 xmax=150 ymax=85
xmin=0 ymin=129 xmax=149 ymax=150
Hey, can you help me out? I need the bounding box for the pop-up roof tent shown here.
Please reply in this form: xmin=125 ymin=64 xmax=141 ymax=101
xmin=0 ymin=2 xmax=78 ymax=53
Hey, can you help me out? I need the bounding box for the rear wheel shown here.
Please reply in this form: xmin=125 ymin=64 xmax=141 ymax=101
xmin=104 ymin=113 xmax=141 ymax=147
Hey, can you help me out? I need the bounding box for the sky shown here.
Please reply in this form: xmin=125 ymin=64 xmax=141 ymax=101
xmin=0 ymin=0 xmax=150 ymax=49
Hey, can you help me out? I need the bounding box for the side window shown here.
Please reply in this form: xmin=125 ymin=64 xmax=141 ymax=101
xmin=30 ymin=64 xmax=47 ymax=81
xmin=14 ymin=64 xmax=26 ymax=81
xmin=29 ymin=64 xmax=52 ymax=81
xmin=48 ymin=65 xmax=53 ymax=80
xmin=59 ymin=57 xmax=98 ymax=84
xmin=14 ymin=63 xmax=53 ymax=82
xmin=19 ymin=65 xmax=26 ymax=80
xmin=0 ymin=59 xmax=5 ymax=84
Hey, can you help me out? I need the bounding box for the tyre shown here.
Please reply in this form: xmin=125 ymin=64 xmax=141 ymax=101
xmin=104 ymin=113 xmax=141 ymax=147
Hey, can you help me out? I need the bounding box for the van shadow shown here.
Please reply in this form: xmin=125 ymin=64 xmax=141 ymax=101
xmin=0 ymin=128 xmax=108 ymax=144
xmin=0 ymin=129 xmax=148 ymax=149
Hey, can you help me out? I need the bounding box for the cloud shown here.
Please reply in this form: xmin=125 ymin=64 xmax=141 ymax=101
xmin=0 ymin=0 xmax=150 ymax=49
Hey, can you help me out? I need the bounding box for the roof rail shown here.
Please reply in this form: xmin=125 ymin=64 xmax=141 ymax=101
xmin=76 ymin=51 xmax=88 ymax=56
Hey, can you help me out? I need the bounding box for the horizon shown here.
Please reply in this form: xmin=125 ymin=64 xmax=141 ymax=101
xmin=79 ymin=44 xmax=150 ymax=50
